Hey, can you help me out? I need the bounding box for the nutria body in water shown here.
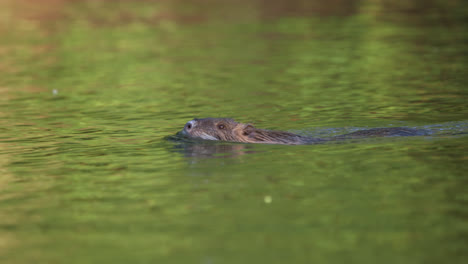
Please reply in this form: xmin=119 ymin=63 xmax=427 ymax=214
xmin=180 ymin=118 xmax=428 ymax=145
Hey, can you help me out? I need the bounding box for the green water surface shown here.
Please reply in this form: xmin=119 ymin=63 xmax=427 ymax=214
xmin=0 ymin=0 xmax=467 ymax=263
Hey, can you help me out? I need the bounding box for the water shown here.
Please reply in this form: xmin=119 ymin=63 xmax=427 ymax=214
xmin=0 ymin=0 xmax=467 ymax=263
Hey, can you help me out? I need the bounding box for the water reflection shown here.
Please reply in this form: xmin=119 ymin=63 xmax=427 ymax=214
xmin=168 ymin=135 xmax=256 ymax=158
xmin=1 ymin=0 xmax=467 ymax=263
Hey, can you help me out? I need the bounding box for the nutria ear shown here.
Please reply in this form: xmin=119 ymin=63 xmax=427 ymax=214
xmin=242 ymin=124 xmax=255 ymax=136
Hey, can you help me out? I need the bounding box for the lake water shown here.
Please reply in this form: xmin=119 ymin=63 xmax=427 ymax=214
xmin=1 ymin=0 xmax=467 ymax=263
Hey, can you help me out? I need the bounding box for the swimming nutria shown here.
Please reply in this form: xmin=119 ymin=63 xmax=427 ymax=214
xmin=180 ymin=118 xmax=428 ymax=145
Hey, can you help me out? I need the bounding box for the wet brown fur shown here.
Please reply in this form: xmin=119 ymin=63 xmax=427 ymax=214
xmin=181 ymin=118 xmax=314 ymax=144
xmin=181 ymin=118 xmax=426 ymax=145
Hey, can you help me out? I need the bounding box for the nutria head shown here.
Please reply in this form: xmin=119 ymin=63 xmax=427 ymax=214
xmin=181 ymin=118 xmax=250 ymax=142
xmin=181 ymin=118 xmax=317 ymax=145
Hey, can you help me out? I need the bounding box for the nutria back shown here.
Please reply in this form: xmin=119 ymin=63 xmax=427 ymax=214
xmin=337 ymin=127 xmax=429 ymax=138
xmin=180 ymin=118 xmax=428 ymax=145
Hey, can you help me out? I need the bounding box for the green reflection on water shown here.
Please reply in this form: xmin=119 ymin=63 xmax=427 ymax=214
xmin=0 ymin=0 xmax=467 ymax=263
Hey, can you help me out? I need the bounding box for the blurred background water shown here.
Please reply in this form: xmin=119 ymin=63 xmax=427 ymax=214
xmin=0 ymin=0 xmax=467 ymax=263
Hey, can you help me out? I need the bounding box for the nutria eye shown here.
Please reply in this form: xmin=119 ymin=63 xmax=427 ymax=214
xmin=218 ymin=124 xmax=225 ymax=129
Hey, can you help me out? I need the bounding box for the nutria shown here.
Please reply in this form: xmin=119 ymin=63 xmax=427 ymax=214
xmin=180 ymin=118 xmax=428 ymax=145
